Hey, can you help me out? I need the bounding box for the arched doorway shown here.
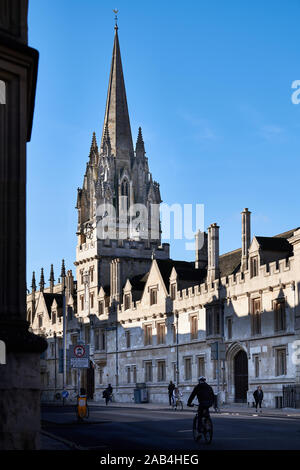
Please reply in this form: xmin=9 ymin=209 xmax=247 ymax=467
xmin=234 ymin=350 xmax=248 ymax=402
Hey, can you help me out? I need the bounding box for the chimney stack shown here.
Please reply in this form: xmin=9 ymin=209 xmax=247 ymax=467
xmin=110 ymin=258 xmax=121 ymax=303
xmin=241 ymin=208 xmax=251 ymax=271
xmin=207 ymin=223 xmax=220 ymax=282
xmin=195 ymin=230 xmax=208 ymax=269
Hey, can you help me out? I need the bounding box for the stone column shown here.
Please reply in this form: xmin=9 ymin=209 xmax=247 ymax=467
xmin=0 ymin=1 xmax=47 ymax=450
xmin=241 ymin=208 xmax=251 ymax=272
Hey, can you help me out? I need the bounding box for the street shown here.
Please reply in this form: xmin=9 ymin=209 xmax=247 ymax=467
xmin=41 ymin=405 xmax=300 ymax=451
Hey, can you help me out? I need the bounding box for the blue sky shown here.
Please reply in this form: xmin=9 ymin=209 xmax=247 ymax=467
xmin=27 ymin=0 xmax=300 ymax=286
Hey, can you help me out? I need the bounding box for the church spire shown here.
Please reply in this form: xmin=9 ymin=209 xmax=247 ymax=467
xmin=101 ymin=25 xmax=134 ymax=161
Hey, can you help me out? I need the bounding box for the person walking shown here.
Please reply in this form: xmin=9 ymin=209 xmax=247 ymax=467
xmin=168 ymin=381 xmax=175 ymax=406
xmin=103 ymin=384 xmax=113 ymax=406
xmin=253 ymin=385 xmax=264 ymax=412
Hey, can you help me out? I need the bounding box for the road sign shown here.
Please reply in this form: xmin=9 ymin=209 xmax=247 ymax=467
xmin=69 ymin=344 xmax=90 ymax=369
xmin=62 ymin=390 xmax=69 ymax=399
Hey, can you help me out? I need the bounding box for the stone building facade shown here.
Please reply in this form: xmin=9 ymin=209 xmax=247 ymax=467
xmin=27 ymin=24 xmax=300 ymax=408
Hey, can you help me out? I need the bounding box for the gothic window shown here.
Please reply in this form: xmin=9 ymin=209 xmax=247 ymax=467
xmin=90 ymin=293 xmax=94 ymax=309
xmin=144 ymin=324 xmax=152 ymax=346
xmin=253 ymin=355 xmax=260 ymax=378
xmin=251 ymin=298 xmax=261 ymax=335
xmin=206 ymin=306 xmax=221 ymax=336
xmin=157 ymin=360 xmax=166 ymax=382
xmin=80 ymin=295 xmax=84 ymax=311
xmin=99 ymin=300 xmax=104 ymax=315
xmin=145 ymin=361 xmax=153 ymax=382
xmin=95 ymin=329 xmax=105 ymax=351
xmin=198 ymin=356 xmax=205 ymax=378
xmin=150 ymin=287 xmax=158 ymax=305
xmin=38 ymin=315 xmax=43 ymax=328
xmin=275 ymin=348 xmax=287 ymax=376
xmin=190 ymin=315 xmax=198 ymax=340
xmin=250 ymin=256 xmax=259 ymax=278
xmin=126 ymin=366 xmax=131 ymax=384
xmin=184 ymin=357 xmax=192 ymax=380
xmin=274 ymin=300 xmax=286 ymax=332
xmin=124 ymin=294 xmax=131 ymax=310
xmin=52 ymin=312 xmax=56 ymax=324
xmin=90 ymin=268 xmax=94 ymax=283
xmin=121 ymin=179 xmax=129 ymax=196
xmin=126 ymin=330 xmax=131 ymax=348
xmin=170 ymin=283 xmax=176 ymax=301
xmin=157 ymin=322 xmax=165 ymax=344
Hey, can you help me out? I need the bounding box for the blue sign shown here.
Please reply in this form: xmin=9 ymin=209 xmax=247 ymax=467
xmin=62 ymin=390 xmax=69 ymax=399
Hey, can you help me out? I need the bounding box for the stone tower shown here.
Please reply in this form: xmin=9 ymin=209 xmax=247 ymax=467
xmin=75 ymin=24 xmax=169 ymax=315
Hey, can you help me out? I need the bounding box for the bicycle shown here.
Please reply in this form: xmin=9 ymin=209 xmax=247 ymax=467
xmin=191 ymin=404 xmax=213 ymax=444
xmin=172 ymin=398 xmax=183 ymax=411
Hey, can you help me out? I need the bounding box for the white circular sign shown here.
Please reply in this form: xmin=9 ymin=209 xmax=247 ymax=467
xmin=74 ymin=345 xmax=85 ymax=358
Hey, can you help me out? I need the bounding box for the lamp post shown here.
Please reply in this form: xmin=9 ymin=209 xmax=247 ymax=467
xmin=61 ymin=260 xmax=67 ymax=405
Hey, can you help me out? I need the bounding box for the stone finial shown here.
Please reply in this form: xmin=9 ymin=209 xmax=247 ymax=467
xmin=39 ymin=268 xmax=45 ymax=292
xmin=136 ymin=126 xmax=145 ymax=156
xmin=31 ymin=271 xmax=36 ymax=292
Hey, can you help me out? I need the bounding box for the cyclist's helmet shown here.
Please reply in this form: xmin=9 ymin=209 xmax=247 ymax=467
xmin=198 ymin=376 xmax=206 ymax=383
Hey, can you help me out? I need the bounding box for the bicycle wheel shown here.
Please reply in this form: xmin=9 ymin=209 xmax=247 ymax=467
xmin=193 ymin=415 xmax=200 ymax=442
xmin=203 ymin=417 xmax=213 ymax=444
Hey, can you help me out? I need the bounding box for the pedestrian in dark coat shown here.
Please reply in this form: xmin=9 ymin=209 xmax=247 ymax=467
xmin=168 ymin=381 xmax=175 ymax=406
xmin=253 ymin=386 xmax=264 ymax=412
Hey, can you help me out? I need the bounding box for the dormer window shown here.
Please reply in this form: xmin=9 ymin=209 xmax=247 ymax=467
xmin=124 ymin=294 xmax=131 ymax=310
xmin=150 ymin=287 xmax=158 ymax=305
xmin=170 ymin=283 xmax=176 ymax=301
xmin=250 ymin=256 xmax=259 ymax=278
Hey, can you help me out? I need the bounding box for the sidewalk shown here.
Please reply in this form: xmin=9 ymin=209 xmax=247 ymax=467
xmin=42 ymin=400 xmax=300 ymax=419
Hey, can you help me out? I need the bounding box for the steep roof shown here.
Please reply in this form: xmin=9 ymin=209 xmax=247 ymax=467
xmin=43 ymin=293 xmax=63 ymax=317
xmin=255 ymin=236 xmax=292 ymax=253
xmin=219 ymin=248 xmax=242 ymax=278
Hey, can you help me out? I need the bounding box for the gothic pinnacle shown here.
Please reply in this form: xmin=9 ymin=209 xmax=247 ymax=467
xmin=136 ymin=126 xmax=145 ymax=156
xmin=31 ymin=271 xmax=36 ymax=292
xmin=39 ymin=268 xmax=45 ymax=292
xmin=60 ymin=259 xmax=66 ymax=279
xmin=49 ymin=264 xmax=55 ymax=283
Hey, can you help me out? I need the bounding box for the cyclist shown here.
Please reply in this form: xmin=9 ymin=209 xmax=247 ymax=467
xmin=187 ymin=376 xmax=214 ymax=432
xmin=172 ymin=386 xmax=183 ymax=409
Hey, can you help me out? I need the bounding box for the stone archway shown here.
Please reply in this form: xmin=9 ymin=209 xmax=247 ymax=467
xmin=226 ymin=342 xmax=249 ymax=403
